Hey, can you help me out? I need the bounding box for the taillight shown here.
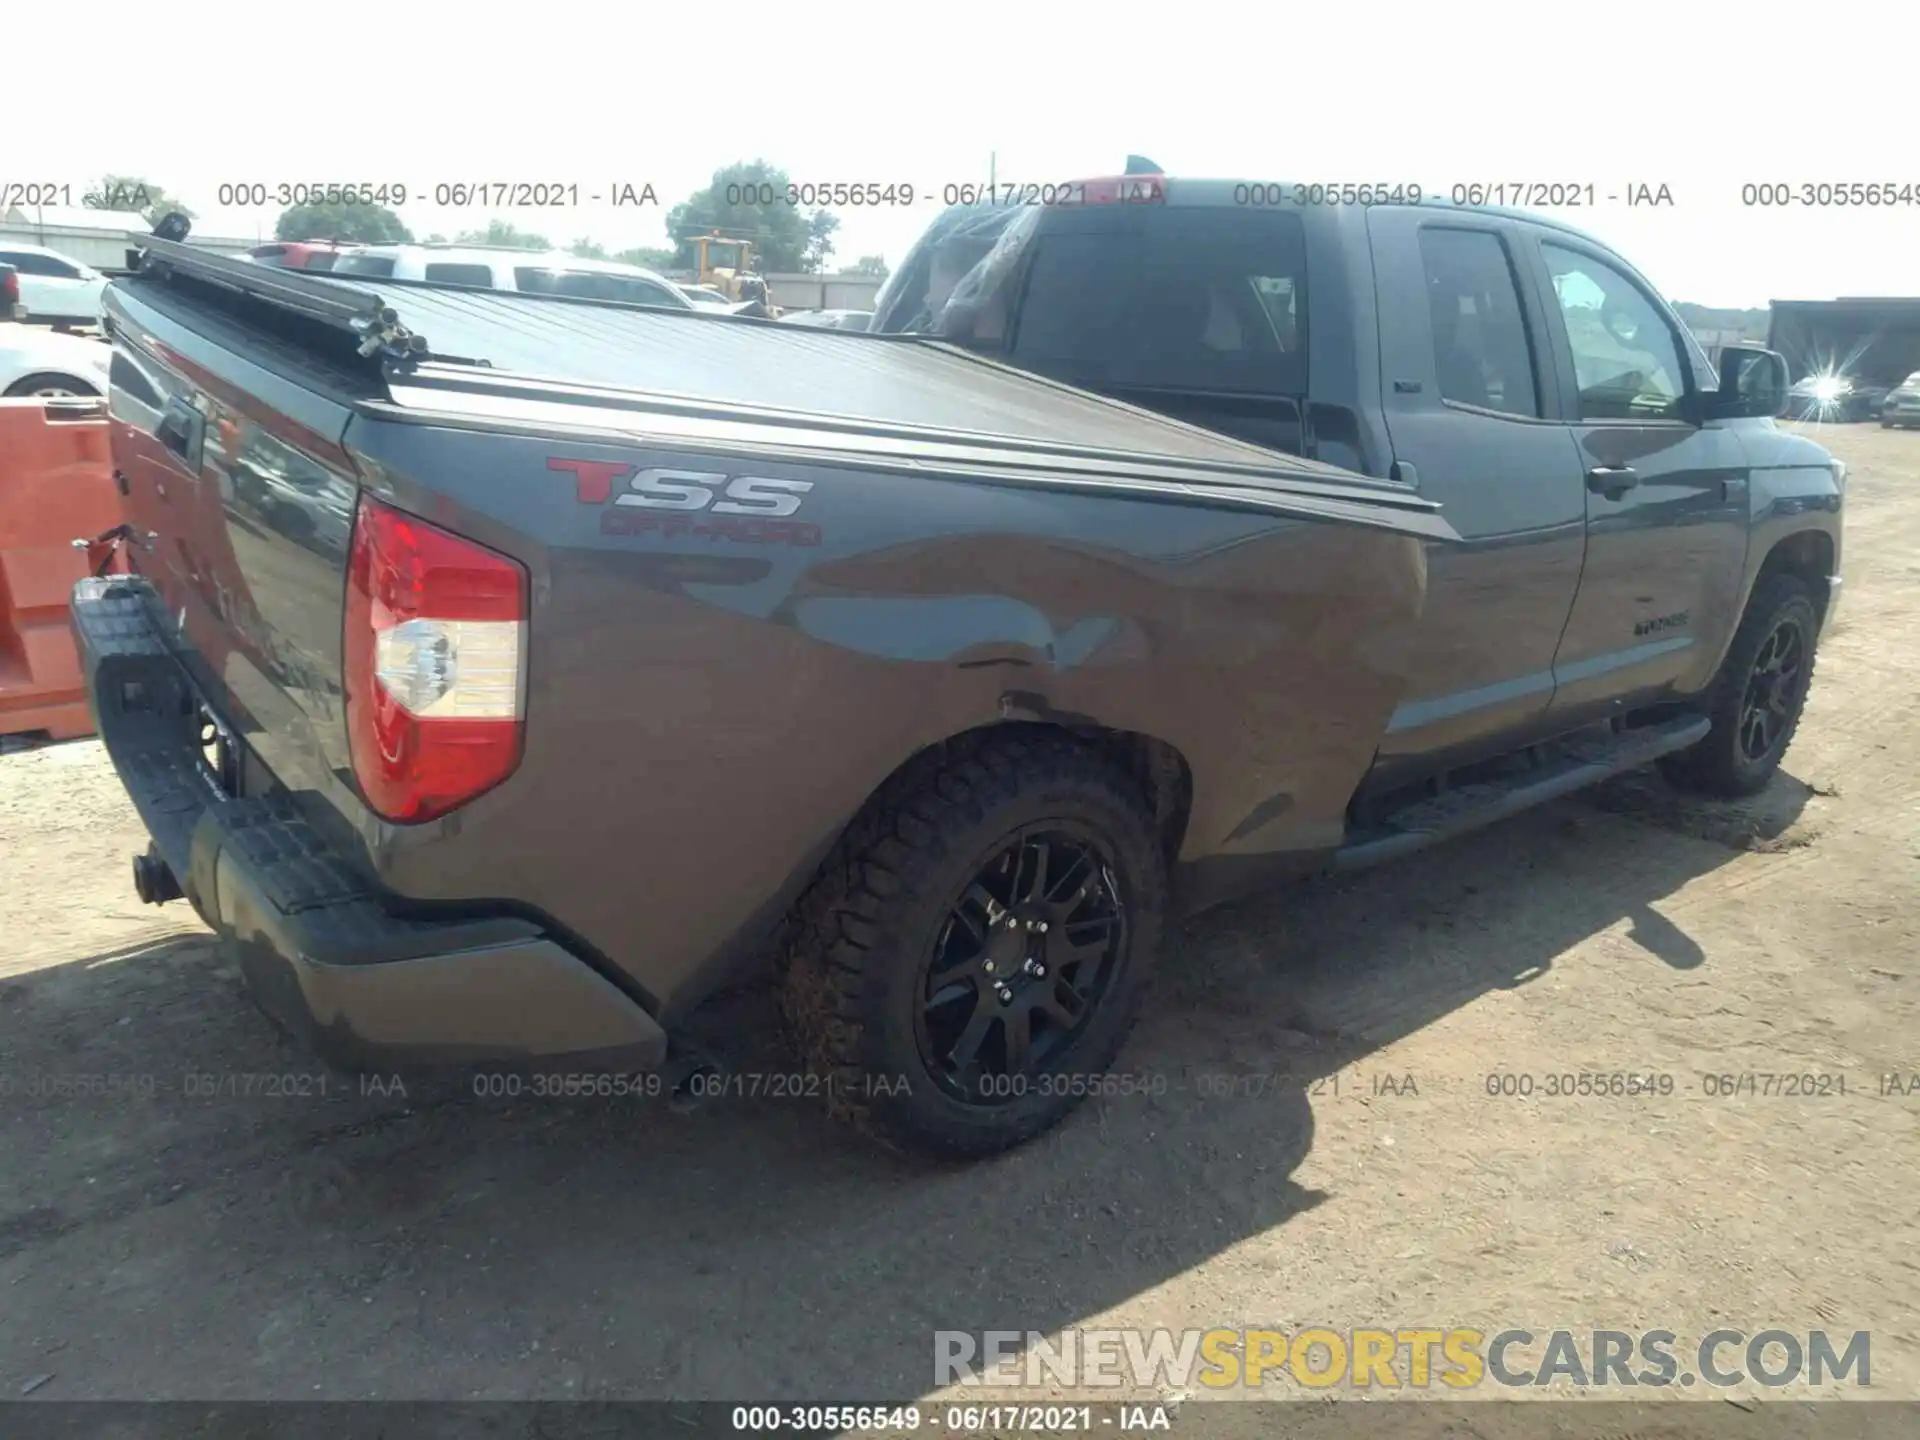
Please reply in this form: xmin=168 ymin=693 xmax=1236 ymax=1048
xmin=344 ymin=494 xmax=527 ymax=823
xmin=1 ymin=268 xmax=19 ymax=315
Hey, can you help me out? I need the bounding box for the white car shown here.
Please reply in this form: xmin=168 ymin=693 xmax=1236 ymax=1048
xmin=329 ymin=245 xmax=695 ymax=309
xmin=0 ymin=243 xmax=108 ymax=325
xmin=0 ymin=324 xmax=113 ymax=397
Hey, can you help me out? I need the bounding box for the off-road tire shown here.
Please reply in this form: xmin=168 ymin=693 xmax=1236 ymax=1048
xmin=1660 ymin=573 xmax=1820 ymax=798
xmin=781 ymin=729 xmax=1167 ymax=1158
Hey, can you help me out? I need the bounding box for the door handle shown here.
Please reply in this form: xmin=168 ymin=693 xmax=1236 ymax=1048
xmin=157 ymin=398 xmax=201 ymax=464
xmin=1586 ymin=465 xmax=1639 ymax=499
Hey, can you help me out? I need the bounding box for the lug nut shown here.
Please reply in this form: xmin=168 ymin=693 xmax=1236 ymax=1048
xmin=983 ymin=960 xmax=996 ymax=973
xmin=995 ymin=985 xmax=1014 ymax=1005
xmin=1037 ymin=922 xmax=1049 ymax=933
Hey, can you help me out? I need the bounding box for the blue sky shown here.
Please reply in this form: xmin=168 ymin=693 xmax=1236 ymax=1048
xmin=21 ymin=0 xmax=1915 ymax=307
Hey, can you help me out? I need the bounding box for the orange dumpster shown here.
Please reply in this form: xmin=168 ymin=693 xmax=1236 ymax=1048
xmin=0 ymin=396 xmax=124 ymax=740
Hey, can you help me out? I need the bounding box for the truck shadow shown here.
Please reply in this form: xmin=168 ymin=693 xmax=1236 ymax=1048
xmin=0 ymin=775 xmax=1811 ymax=1400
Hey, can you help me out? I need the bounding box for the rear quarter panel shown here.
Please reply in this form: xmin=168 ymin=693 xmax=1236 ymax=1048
xmin=344 ymin=418 xmax=1433 ymax=1018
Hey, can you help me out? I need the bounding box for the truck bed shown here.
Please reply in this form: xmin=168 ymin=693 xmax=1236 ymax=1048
xmin=125 ymin=238 xmax=1454 ymax=538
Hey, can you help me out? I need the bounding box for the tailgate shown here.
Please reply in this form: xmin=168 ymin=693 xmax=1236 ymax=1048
xmin=102 ymin=276 xmax=366 ymax=800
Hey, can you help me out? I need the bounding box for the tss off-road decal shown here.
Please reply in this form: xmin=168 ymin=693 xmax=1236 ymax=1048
xmin=549 ymin=458 xmax=821 ymax=546
xmin=616 ymin=469 xmax=813 ymax=517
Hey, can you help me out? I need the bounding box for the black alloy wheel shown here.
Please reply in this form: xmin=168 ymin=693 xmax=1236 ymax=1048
xmin=1661 ymin=573 xmax=1820 ymax=798
xmin=915 ymin=826 xmax=1127 ymax=1106
xmin=780 ymin=730 xmax=1167 ymax=1157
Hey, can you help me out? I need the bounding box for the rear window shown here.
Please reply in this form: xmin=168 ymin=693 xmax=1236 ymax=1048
xmin=333 ymin=254 xmax=396 ymax=277
xmin=423 ymin=263 xmax=496 ymax=287
xmin=513 ymin=267 xmax=686 ymax=307
xmin=303 ymin=252 xmax=337 ymax=272
xmin=1417 ymin=228 xmax=1540 ymax=418
xmin=249 ymin=245 xmax=288 ymax=260
xmin=1006 ymin=209 xmax=1307 ymax=395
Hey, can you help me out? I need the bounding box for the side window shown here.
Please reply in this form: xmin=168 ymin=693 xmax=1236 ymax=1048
xmin=1 ymin=251 xmax=73 ymax=278
xmin=1008 ymin=209 xmax=1308 ymax=395
xmin=1417 ymin=228 xmax=1540 ymax=418
xmin=557 ymin=272 xmax=681 ymax=307
xmin=333 ymin=254 xmax=396 ymax=277
xmin=422 ymin=262 xmax=496 ymax=287
xmin=619 ymin=280 xmax=680 ymax=308
xmin=1540 ymin=243 xmax=1689 ymax=421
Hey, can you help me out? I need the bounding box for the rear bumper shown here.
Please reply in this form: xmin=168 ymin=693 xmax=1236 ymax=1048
xmin=70 ymin=575 xmax=669 ymax=1073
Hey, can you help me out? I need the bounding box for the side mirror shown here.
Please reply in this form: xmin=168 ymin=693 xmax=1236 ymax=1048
xmin=1708 ymin=345 xmax=1788 ymax=420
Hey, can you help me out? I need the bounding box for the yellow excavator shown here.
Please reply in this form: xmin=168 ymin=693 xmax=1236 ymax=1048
xmin=691 ymin=233 xmax=760 ymax=302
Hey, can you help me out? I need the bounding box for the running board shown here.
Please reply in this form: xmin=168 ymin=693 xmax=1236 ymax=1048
xmin=1332 ymin=714 xmax=1711 ymax=871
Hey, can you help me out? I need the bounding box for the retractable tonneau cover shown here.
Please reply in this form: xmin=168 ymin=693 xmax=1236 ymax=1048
xmin=124 ymin=238 xmax=1456 ymax=541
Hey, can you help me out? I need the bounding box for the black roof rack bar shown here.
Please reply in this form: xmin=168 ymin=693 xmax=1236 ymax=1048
xmin=130 ymin=236 xmax=428 ymax=360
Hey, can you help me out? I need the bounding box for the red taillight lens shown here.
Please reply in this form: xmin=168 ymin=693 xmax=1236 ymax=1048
xmin=344 ymin=494 xmax=527 ymax=823
xmin=1 ymin=269 xmax=19 ymax=307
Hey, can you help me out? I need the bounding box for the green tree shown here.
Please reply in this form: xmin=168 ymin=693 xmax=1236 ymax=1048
xmin=276 ymin=201 xmax=412 ymax=244
xmin=81 ymin=175 xmax=194 ymax=225
xmin=841 ymin=253 xmax=889 ymax=278
xmin=665 ymin=161 xmax=834 ymax=273
xmin=568 ymin=237 xmax=609 ymax=259
xmin=801 ymin=210 xmax=840 ymax=274
xmin=454 ymin=219 xmax=552 ymax=250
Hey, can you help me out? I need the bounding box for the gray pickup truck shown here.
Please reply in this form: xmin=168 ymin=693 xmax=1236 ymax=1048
xmin=72 ymin=182 xmax=1842 ymax=1157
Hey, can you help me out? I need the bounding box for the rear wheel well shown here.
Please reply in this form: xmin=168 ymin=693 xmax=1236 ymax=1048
xmin=1754 ymin=531 xmax=1834 ymax=624
xmin=875 ymin=721 xmax=1193 ymax=866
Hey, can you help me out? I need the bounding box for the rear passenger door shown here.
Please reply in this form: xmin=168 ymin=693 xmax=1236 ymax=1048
xmin=1522 ymin=234 xmax=1750 ymax=713
xmin=1363 ymin=208 xmax=1590 ymax=768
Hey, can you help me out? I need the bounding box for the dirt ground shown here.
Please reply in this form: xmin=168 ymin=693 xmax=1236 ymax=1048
xmin=1 ymin=424 xmax=1915 ymax=1413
